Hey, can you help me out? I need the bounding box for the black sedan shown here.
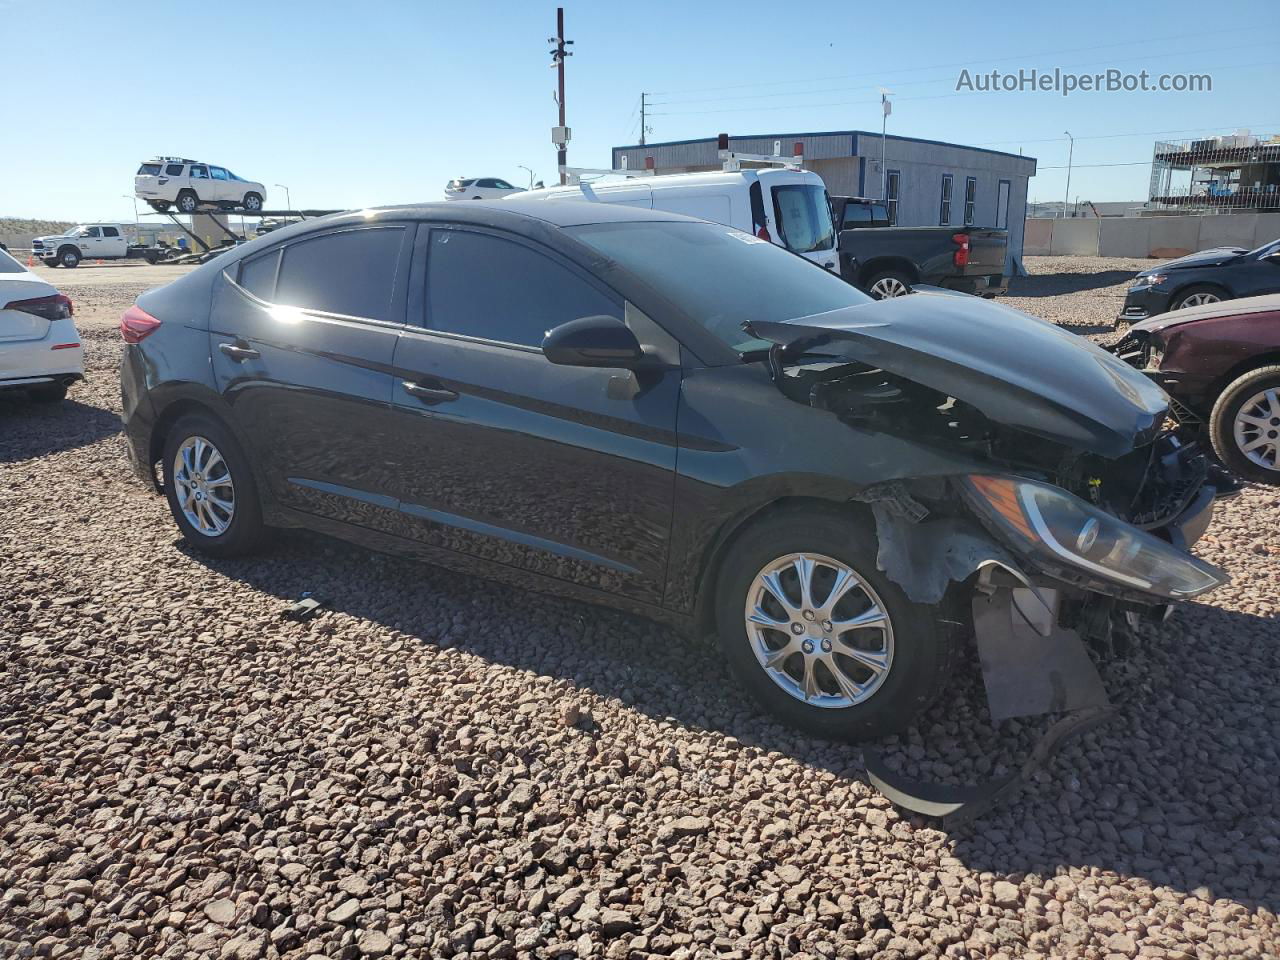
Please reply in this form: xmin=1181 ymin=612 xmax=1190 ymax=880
xmin=1117 ymin=237 xmax=1280 ymax=326
xmin=119 ymin=200 xmax=1227 ymax=740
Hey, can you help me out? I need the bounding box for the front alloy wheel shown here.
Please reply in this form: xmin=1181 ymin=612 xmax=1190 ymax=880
xmin=173 ymin=436 xmax=236 ymax=536
xmin=744 ymin=552 xmax=893 ymax=708
xmin=714 ymin=506 xmax=950 ymax=740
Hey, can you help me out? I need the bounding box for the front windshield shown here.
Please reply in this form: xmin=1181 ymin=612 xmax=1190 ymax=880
xmin=569 ymin=220 xmax=872 ymax=352
xmin=1248 ymin=238 xmax=1280 ymax=259
xmin=772 ymin=184 xmax=836 ymax=253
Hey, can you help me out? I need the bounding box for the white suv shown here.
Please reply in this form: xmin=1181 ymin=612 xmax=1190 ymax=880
xmin=135 ymin=159 xmax=267 ymax=214
xmin=444 ymin=177 xmax=524 ymax=200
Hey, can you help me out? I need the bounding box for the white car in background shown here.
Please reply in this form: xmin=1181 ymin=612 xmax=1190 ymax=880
xmin=444 ymin=177 xmax=524 ymax=200
xmin=0 ymin=249 xmax=83 ymax=403
xmin=135 ymin=158 xmax=267 ymax=214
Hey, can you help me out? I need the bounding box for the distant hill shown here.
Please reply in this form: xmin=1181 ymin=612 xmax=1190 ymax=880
xmin=0 ymin=217 xmax=77 ymax=252
xmin=0 ymin=217 xmax=75 ymax=236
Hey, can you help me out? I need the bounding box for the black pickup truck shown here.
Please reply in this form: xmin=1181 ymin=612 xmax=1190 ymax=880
xmin=831 ymin=196 xmax=1009 ymax=300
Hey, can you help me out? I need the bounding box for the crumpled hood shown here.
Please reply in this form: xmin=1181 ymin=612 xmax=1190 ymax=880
xmin=1139 ymin=247 xmax=1247 ymax=274
xmin=748 ymin=291 xmax=1170 ymax=458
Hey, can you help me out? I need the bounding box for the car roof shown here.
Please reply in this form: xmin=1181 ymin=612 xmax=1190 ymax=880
xmin=287 ymin=199 xmax=703 ymax=232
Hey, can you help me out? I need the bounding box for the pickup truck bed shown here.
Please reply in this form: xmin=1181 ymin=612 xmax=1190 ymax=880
xmin=830 ymin=196 xmax=1009 ymax=299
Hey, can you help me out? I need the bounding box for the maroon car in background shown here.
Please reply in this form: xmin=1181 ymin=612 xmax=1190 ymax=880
xmin=1111 ymin=293 xmax=1280 ymax=484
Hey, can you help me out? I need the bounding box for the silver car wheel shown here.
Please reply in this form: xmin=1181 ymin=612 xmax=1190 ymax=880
xmin=173 ymin=436 xmax=236 ymax=536
xmin=1233 ymin=388 xmax=1280 ymax=472
xmin=1177 ymin=291 xmax=1221 ymax=308
xmin=744 ymin=552 xmax=894 ymax=709
xmin=870 ymin=276 xmax=910 ymax=299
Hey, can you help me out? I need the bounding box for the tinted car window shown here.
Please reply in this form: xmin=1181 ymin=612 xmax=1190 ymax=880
xmin=274 ymin=227 xmax=405 ymax=321
xmin=238 ymin=249 xmax=280 ymax=299
xmin=84 ymin=227 xmax=102 ymax=238
xmin=569 ymin=221 xmax=871 ymax=353
xmin=103 ymin=227 xmax=120 ymax=238
xmin=476 ymin=179 xmax=497 ymax=189
xmin=211 ymin=167 xmax=229 ymax=180
xmin=493 ymin=180 xmax=514 ymax=190
xmin=426 ymin=230 xmax=620 ymax=347
xmin=138 ymin=163 xmax=162 ymax=176
xmin=842 ymin=204 xmax=873 ymax=227
xmin=166 ymin=163 xmax=185 ymax=176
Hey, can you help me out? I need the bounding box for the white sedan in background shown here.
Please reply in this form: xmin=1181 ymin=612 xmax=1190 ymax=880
xmin=444 ymin=177 xmax=524 ymax=200
xmin=0 ymin=249 xmax=83 ymax=403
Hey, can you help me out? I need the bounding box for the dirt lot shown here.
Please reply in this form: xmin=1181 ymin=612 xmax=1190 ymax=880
xmin=2 ymin=257 xmax=1278 ymax=959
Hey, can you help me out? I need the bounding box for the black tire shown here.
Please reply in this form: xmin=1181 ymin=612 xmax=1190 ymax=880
xmin=242 ymin=192 xmax=263 ymax=212
xmin=148 ymin=201 xmax=171 ymax=212
xmin=58 ymin=247 xmax=80 ymax=268
xmin=1169 ymin=284 xmax=1228 ymax=311
xmin=713 ymin=505 xmax=951 ymax=740
xmin=1209 ymin=365 xmax=1280 ymax=485
xmin=863 ymin=269 xmax=914 ymax=300
xmin=162 ymin=413 xmax=267 ymax=557
xmin=472 ymin=196 xmax=482 ymax=200
xmin=28 ymin=383 xmax=68 ymax=403
xmin=176 ymin=190 xmax=199 ymax=214
xmin=43 ymin=259 xmax=59 ymax=268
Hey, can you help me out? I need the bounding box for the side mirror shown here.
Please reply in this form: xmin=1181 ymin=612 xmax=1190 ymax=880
xmin=542 ymin=315 xmax=647 ymax=369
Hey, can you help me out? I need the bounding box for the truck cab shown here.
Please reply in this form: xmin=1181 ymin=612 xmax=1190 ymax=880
xmin=31 ymin=224 xmax=130 ymax=268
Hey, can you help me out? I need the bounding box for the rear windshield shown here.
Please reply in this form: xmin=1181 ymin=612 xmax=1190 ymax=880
xmin=772 ymin=184 xmax=836 ymax=253
xmin=569 ymin=221 xmax=871 ymax=353
xmin=449 ymin=178 xmax=476 ymax=188
xmin=138 ymin=163 xmax=162 ymax=175
xmin=0 ymin=249 xmax=27 ymax=273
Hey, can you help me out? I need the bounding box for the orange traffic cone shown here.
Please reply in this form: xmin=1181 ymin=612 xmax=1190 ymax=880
xmin=27 ymin=254 xmax=34 ymax=266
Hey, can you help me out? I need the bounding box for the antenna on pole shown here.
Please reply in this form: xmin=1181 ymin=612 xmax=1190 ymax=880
xmin=549 ymin=8 xmax=573 ymax=185
xmin=640 ymin=92 xmax=646 ymax=147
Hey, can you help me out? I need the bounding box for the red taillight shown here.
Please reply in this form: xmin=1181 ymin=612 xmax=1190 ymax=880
xmin=120 ymin=305 xmax=162 ymax=343
xmin=4 ymin=293 xmax=73 ymax=320
xmin=756 ymin=225 xmax=772 ymax=243
xmin=952 ymin=233 xmax=970 ymax=268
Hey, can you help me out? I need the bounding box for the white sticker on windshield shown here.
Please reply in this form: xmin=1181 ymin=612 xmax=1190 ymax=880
xmin=728 ymin=232 xmax=767 ymax=244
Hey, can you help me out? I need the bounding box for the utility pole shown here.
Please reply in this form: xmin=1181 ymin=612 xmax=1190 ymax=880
xmin=1063 ymin=131 xmax=1074 ymax=219
xmin=879 ymin=89 xmax=893 ymax=201
xmin=549 ymin=8 xmax=572 ymax=185
xmin=640 ymin=92 xmax=646 ymax=146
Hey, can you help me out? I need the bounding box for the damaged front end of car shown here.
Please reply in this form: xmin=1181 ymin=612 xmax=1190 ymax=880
xmin=744 ymin=292 xmax=1231 ymax=728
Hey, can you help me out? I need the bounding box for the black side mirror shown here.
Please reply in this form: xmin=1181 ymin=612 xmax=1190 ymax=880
xmin=542 ymin=316 xmax=647 ymax=369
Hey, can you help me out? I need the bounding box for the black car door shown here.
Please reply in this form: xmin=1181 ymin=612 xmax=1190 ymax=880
xmin=387 ymin=223 xmax=681 ymax=605
xmin=209 ymin=224 xmax=413 ymax=532
xmin=1234 ymin=245 xmax=1280 ymax=297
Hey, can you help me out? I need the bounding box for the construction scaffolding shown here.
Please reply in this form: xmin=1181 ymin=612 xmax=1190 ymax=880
xmin=1148 ymin=132 xmax=1280 ymax=213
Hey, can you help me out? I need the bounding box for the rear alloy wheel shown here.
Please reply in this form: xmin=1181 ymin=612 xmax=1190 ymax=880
xmin=162 ymin=414 xmax=266 ymax=556
xmin=1211 ymin=365 xmax=1280 ymax=485
xmin=1171 ymin=285 xmax=1224 ymax=310
xmin=243 ymin=192 xmax=263 ymax=212
xmin=714 ymin=507 xmax=950 ymax=740
xmin=866 ymin=270 xmax=913 ymax=300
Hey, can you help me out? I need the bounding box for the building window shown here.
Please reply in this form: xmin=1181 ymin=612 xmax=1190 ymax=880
xmin=886 ymin=170 xmax=900 ymax=225
xmin=964 ymin=177 xmax=977 ymax=226
xmin=939 ymin=175 xmax=953 ymax=226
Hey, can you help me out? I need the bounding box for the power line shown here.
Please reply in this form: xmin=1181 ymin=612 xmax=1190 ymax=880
xmin=647 ymin=59 xmax=1280 ymax=118
xmin=650 ymin=41 xmax=1274 ymax=108
xmin=974 ymin=123 xmax=1280 ymax=147
xmin=646 ymin=27 xmax=1245 ymax=98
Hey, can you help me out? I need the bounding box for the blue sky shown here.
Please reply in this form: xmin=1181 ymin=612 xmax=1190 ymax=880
xmin=3 ymin=0 xmax=1277 ymax=222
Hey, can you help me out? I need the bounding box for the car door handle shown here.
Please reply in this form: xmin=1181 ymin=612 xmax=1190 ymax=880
xmin=401 ymin=380 xmax=458 ymax=404
xmin=218 ymin=341 xmax=260 ymax=362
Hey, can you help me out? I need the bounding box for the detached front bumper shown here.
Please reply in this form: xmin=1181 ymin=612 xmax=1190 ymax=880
xmin=1118 ymin=285 xmax=1173 ymax=323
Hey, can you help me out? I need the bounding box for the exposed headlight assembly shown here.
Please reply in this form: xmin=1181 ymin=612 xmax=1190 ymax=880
xmin=1138 ymin=273 xmax=1168 ymax=286
xmin=963 ymin=475 xmax=1227 ymax=599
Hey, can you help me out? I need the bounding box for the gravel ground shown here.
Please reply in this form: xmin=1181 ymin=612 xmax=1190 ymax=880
xmin=2 ymin=256 xmax=1278 ymax=959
